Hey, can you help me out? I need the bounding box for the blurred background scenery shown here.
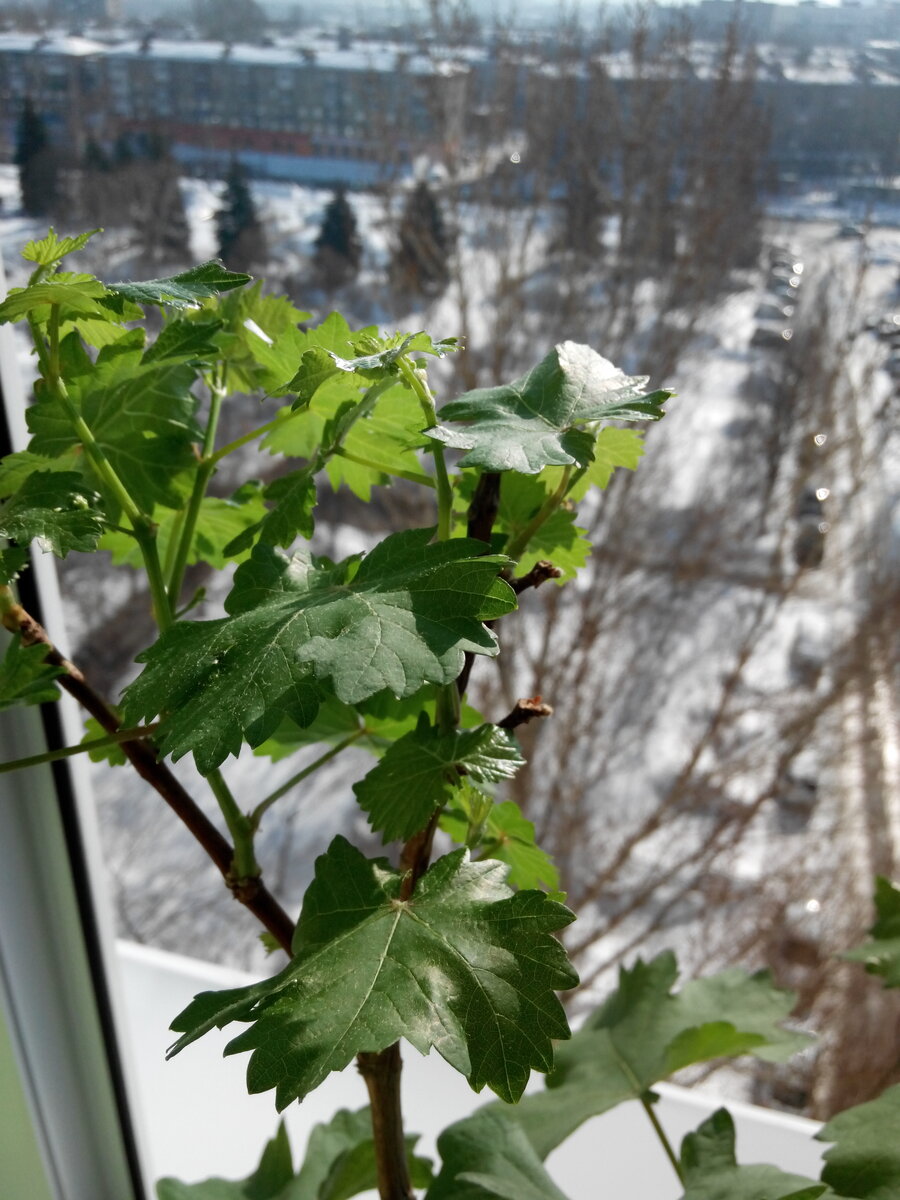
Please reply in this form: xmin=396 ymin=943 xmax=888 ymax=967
xmin=1 ymin=0 xmax=898 ymax=1127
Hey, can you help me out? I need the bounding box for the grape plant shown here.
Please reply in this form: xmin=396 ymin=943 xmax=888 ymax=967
xmin=1 ymin=229 xmax=897 ymax=1199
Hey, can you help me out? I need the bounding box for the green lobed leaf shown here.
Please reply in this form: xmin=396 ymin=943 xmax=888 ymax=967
xmin=426 ymin=1109 xmax=569 ymax=1200
xmin=156 ymin=1120 xmax=295 ymax=1200
xmin=499 ymin=473 xmax=590 ymax=582
xmin=223 ymin=467 xmax=316 ymax=556
xmin=168 ymin=837 xmax=577 ymax=1107
xmin=678 ymin=1109 xmax=828 ymax=1200
xmin=353 ymin=717 xmax=525 ymax=842
xmin=123 ymin=530 xmax=515 ymax=772
xmin=107 ymin=261 xmax=250 ymax=310
xmin=21 ymin=227 xmax=102 ymax=268
xmin=0 ymin=278 xmax=110 ymax=324
xmin=0 ymin=546 xmax=29 ymax=584
xmin=844 ymin=877 xmax=900 ymax=988
xmin=430 ymin=342 xmax=670 ymax=474
xmin=0 ymin=449 xmax=83 ymax=498
xmin=27 ymin=336 xmax=202 ymax=514
xmin=211 ymin=282 xmax=312 ymax=396
xmin=293 ymin=1106 xmax=432 ymax=1200
xmin=254 ymin=691 xmax=486 ymax=763
xmin=81 ymin=715 xmax=128 ymax=766
xmin=264 ymin=381 xmax=432 ymax=502
xmin=527 ymin=952 xmax=808 ymax=1160
xmin=0 ymin=471 xmax=105 ymax=561
xmin=568 ymin=426 xmax=646 ymax=497
xmin=443 ymin=796 xmax=560 ymax=892
xmin=143 ymin=317 xmax=225 ymax=365
xmin=0 ymin=637 xmax=64 ymax=711
xmin=818 ymin=1082 xmax=900 ymax=1198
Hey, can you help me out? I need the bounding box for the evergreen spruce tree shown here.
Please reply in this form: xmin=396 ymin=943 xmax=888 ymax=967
xmin=14 ymin=99 xmax=58 ymax=218
xmin=215 ymin=160 xmax=266 ymax=271
xmin=314 ymin=187 xmax=362 ymax=287
xmin=390 ymin=180 xmax=452 ymax=297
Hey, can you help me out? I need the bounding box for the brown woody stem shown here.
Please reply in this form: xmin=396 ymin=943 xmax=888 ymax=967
xmin=0 ymin=595 xmax=296 ymax=954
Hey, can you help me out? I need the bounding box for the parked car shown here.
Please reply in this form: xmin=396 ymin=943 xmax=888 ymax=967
xmin=838 ymin=222 xmax=865 ymax=239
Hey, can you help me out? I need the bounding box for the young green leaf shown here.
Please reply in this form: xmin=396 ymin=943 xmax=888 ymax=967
xmin=843 ymin=877 xmax=900 ymax=987
xmin=106 ymin=261 xmax=250 ymax=310
xmin=679 ymin=1109 xmax=828 ymax=1200
xmin=0 ymin=449 xmax=83 ymax=497
xmin=0 ymin=278 xmax=110 ymax=324
xmin=81 ymin=716 xmax=127 ymax=766
xmin=223 ymin=466 xmax=316 ymax=556
xmin=0 ymin=471 xmax=105 ymax=560
xmin=818 ymin=1082 xmax=900 ymax=1198
xmin=142 ymin=317 xmax=225 ymax=365
xmin=353 ymin=718 xmax=524 ymax=842
xmin=168 ymin=837 xmax=577 ymax=1107
xmin=430 ymin=343 xmax=670 ymax=474
xmin=442 ymin=798 xmax=560 ymax=891
xmin=0 ymin=638 xmax=63 ymax=711
xmin=0 ymin=547 xmax=29 ymax=584
xmin=293 ymin=1106 xmax=432 ymax=1200
xmin=156 ymin=1120 xmax=294 ymax=1199
xmin=426 ymin=1109 xmax=570 ymax=1200
xmin=21 ymin=227 xmax=102 ymax=268
xmin=498 ymin=474 xmax=590 ymax=582
xmin=123 ymin=531 xmax=515 ymax=771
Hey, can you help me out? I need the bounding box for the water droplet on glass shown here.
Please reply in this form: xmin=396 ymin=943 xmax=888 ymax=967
xmin=816 ymin=487 xmax=830 ymax=502
xmin=805 ymin=898 xmax=821 ymax=913
xmin=509 ymin=151 xmax=521 ymax=164
xmin=814 ymin=434 xmax=827 ymax=446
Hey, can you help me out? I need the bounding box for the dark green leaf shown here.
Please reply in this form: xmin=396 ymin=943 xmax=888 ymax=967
xmin=293 ymin=1106 xmax=432 ymax=1200
xmin=107 ymin=261 xmax=250 ymax=310
xmin=0 ymin=449 xmax=83 ymax=498
xmin=143 ymin=317 xmax=225 ymax=364
xmin=0 ymin=471 xmax=105 ymax=559
xmin=818 ymin=1083 xmax=900 ymax=1198
xmin=0 ymin=546 xmax=29 ymax=584
xmin=168 ymin=838 xmax=577 ymax=1106
xmin=679 ymin=1109 xmax=827 ymax=1200
xmin=431 ymin=342 xmax=669 ymax=474
xmin=426 ymin=1109 xmax=569 ymax=1200
xmin=27 ymin=343 xmax=201 ymax=513
xmin=223 ymin=468 xmax=316 ymax=556
xmin=123 ymin=531 xmax=514 ymax=771
xmin=0 ymin=638 xmax=63 ymax=711
xmin=844 ymin=877 xmax=900 ymax=988
xmin=21 ymin=228 xmax=101 ymax=268
xmin=156 ymin=1120 xmax=295 ymax=1199
xmin=534 ymin=953 xmax=807 ymax=1159
xmin=354 ymin=718 xmax=524 ymax=841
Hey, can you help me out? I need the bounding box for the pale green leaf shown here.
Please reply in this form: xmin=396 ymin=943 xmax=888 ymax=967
xmin=0 ymin=278 xmax=109 ymax=324
xmin=353 ymin=718 xmax=524 ymax=842
xmin=21 ymin=227 xmax=101 ymax=267
xmin=293 ymin=1106 xmax=432 ymax=1200
xmin=679 ymin=1109 xmax=827 ymax=1200
xmin=168 ymin=838 xmax=577 ymax=1106
xmin=426 ymin=1109 xmax=569 ymax=1200
xmin=818 ymin=1083 xmax=900 ymax=1198
xmin=123 ymin=531 xmax=515 ymax=771
xmin=0 ymin=450 xmax=83 ymax=498
xmin=143 ymin=317 xmax=224 ymax=365
xmin=156 ymin=1121 xmax=294 ymax=1199
xmin=431 ymin=343 xmax=669 ymax=474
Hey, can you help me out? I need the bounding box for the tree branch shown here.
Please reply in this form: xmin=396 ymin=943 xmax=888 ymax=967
xmin=1 ymin=594 xmax=296 ymax=954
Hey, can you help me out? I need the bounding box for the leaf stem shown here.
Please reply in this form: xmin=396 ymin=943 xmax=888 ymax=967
xmin=0 ymin=724 xmax=159 ymax=775
xmin=397 ymin=356 xmax=453 ymax=542
xmin=167 ymin=365 xmax=228 ymax=605
xmin=336 ymin=448 xmax=435 ymax=489
xmin=640 ymin=1093 xmax=684 ymax=1185
xmin=209 ymin=407 xmax=297 ymax=466
xmin=504 ymin=466 xmax=573 ymax=563
xmin=250 ymin=731 xmax=366 ymax=829
xmin=205 ymin=767 xmax=259 ymax=881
